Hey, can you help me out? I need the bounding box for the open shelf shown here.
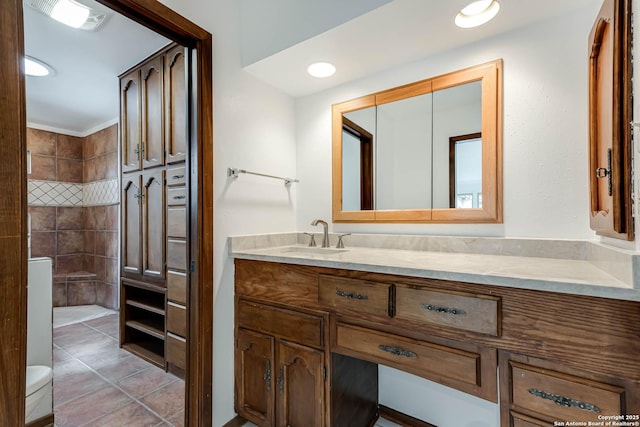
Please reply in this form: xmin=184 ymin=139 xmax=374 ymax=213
xmin=126 ymin=299 xmax=165 ymax=316
xmin=125 ymin=319 xmax=165 ymax=340
xmin=122 ymin=342 xmax=165 ymax=368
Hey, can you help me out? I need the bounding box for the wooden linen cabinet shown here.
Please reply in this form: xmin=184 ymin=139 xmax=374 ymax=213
xmin=120 ymin=42 xmax=189 ymax=375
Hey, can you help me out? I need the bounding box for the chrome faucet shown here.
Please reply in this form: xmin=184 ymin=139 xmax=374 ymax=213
xmin=310 ymin=219 xmax=329 ymax=248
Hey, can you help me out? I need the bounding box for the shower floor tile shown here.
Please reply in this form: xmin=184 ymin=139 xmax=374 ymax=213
xmin=53 ymin=313 xmax=185 ymax=427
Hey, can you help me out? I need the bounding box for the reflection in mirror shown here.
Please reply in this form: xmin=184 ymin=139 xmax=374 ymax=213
xmin=449 ymin=133 xmax=482 ymax=208
xmin=432 ymin=81 xmax=481 ymax=209
xmin=342 ymin=107 xmax=375 ymax=210
xmin=376 ymin=93 xmax=432 ymax=210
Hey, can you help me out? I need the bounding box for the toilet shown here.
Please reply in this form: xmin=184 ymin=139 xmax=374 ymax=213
xmin=26 ymin=365 xmax=53 ymax=420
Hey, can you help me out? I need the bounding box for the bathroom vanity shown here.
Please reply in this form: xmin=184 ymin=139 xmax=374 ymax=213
xmin=231 ymin=234 xmax=640 ymax=427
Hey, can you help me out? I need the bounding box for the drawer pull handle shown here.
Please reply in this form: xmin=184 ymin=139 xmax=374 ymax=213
xmin=528 ymin=389 xmax=600 ymax=413
xmin=420 ymin=303 xmax=466 ymax=316
xmin=378 ymin=344 xmax=417 ymax=358
xmin=172 ymin=174 xmax=185 ymax=179
xmin=173 ymin=195 xmax=186 ymax=200
xmin=264 ymin=360 xmax=271 ymax=390
xmin=336 ymin=290 xmax=368 ymax=300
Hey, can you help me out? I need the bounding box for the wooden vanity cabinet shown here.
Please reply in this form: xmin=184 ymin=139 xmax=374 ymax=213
xmin=235 ymin=298 xmax=327 ymax=427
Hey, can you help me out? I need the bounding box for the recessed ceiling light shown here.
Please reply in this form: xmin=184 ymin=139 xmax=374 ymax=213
xmin=307 ymin=62 xmax=336 ymax=78
xmin=455 ymin=0 xmax=500 ymax=28
xmin=24 ymin=56 xmax=54 ymax=77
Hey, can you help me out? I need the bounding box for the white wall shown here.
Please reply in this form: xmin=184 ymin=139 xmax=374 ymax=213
xmin=296 ymin=5 xmax=600 ymax=240
xmin=295 ymin=4 xmax=601 ymax=426
xmin=154 ymin=1 xmax=298 ymax=425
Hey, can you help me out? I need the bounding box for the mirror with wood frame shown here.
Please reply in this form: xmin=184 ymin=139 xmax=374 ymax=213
xmin=332 ymin=59 xmax=502 ymax=223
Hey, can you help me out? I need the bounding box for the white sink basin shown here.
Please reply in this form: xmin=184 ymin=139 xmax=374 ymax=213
xmin=276 ymin=246 xmax=348 ymax=256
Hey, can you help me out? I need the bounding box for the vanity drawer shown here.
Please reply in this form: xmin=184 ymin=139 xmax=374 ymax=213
xmin=510 ymin=362 xmax=624 ymax=423
xmin=167 ymin=301 xmax=186 ymax=337
xmin=318 ymin=275 xmax=390 ymax=318
xmin=335 ymin=323 xmax=481 ymax=389
xmin=237 ymin=299 xmax=324 ymax=349
xmin=167 ymin=207 xmax=186 ymax=238
xmin=166 ymin=332 xmax=186 ymax=370
xmin=167 ymin=166 xmax=186 ymax=187
xmin=395 ymin=285 xmax=501 ymax=336
xmin=510 ymin=412 xmax=552 ymax=427
xmin=167 ymin=270 xmax=187 ymax=305
xmin=167 ymin=187 xmax=186 ymax=206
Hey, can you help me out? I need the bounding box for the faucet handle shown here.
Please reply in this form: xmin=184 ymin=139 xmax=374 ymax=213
xmin=336 ymin=233 xmax=351 ymax=248
xmin=303 ymin=232 xmax=317 ymax=247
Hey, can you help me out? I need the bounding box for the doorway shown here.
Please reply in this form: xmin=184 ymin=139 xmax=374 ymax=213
xmin=0 ymin=0 xmax=213 ymax=425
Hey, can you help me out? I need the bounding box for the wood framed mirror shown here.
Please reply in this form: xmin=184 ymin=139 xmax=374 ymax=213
xmin=332 ymin=59 xmax=502 ymax=223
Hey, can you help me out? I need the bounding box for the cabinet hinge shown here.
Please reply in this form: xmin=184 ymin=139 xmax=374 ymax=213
xmin=323 ymin=366 xmax=327 ymax=381
xmin=190 ymin=260 xmax=195 ymax=272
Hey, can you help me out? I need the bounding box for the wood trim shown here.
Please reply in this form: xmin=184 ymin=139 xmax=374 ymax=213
xmin=25 ymin=414 xmax=54 ymax=427
xmin=379 ymin=405 xmax=437 ymax=427
xmin=332 ymin=96 xmax=376 ymax=222
xmin=331 ymin=59 xmax=503 ymax=224
xmin=0 ymin=0 xmax=28 ymax=425
xmin=342 ymin=117 xmax=373 ymax=210
xmin=448 ymin=132 xmax=482 ymax=208
xmin=2 ymin=0 xmax=214 ymax=426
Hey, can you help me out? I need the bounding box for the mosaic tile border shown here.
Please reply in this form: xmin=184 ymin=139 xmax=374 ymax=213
xmin=28 ymin=178 xmax=119 ymax=207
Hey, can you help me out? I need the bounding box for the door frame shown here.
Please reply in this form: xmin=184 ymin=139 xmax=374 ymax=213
xmin=0 ymin=0 xmax=213 ymax=425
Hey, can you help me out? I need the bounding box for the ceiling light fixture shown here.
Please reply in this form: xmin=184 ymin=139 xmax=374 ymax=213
xmin=25 ymin=0 xmax=111 ymax=31
xmin=24 ymin=56 xmax=54 ymax=77
xmin=307 ymin=62 xmax=336 ymax=78
xmin=455 ymin=0 xmax=501 ymax=28
xmin=50 ymin=0 xmax=90 ymax=28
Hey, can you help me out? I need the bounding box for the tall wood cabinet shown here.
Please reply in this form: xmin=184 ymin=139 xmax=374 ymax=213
xmin=120 ymin=43 xmax=189 ymax=375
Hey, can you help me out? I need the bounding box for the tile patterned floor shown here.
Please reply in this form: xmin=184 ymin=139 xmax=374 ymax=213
xmin=53 ymin=313 xmax=185 ymax=427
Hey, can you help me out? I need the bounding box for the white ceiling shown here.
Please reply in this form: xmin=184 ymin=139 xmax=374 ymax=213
xmin=23 ymin=0 xmax=170 ymax=136
xmin=23 ymin=0 xmax=602 ymax=134
xmin=243 ymin=0 xmax=603 ymax=97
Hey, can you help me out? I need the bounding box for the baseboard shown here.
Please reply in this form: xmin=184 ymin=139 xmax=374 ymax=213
xmin=26 ymin=413 xmax=54 ymax=427
xmin=379 ymin=405 xmax=437 ymax=427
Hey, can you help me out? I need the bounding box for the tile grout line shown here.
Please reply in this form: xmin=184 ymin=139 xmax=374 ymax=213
xmin=53 ymin=316 xmax=183 ymax=426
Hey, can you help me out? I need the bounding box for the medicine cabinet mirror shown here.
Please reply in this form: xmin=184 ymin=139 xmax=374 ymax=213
xmin=332 ymin=59 xmax=502 ymax=223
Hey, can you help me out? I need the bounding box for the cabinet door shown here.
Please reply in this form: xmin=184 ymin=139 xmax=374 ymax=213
xmin=142 ymin=169 xmax=165 ymax=278
xmin=276 ymin=340 xmax=324 ymax=427
xmin=122 ymin=173 xmax=142 ymax=274
xmin=121 ymin=70 xmax=141 ymax=172
xmin=236 ymin=329 xmax=274 ymax=427
xmin=141 ymin=56 xmax=164 ymax=169
xmin=164 ymin=45 xmax=188 ymax=164
xmin=588 ymin=0 xmax=633 ymax=240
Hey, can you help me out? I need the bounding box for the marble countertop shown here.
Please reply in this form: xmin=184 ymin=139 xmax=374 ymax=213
xmin=229 ymin=233 xmax=640 ymax=302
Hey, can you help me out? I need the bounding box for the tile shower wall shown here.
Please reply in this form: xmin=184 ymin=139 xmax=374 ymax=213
xmin=28 ymin=125 xmax=120 ymax=309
